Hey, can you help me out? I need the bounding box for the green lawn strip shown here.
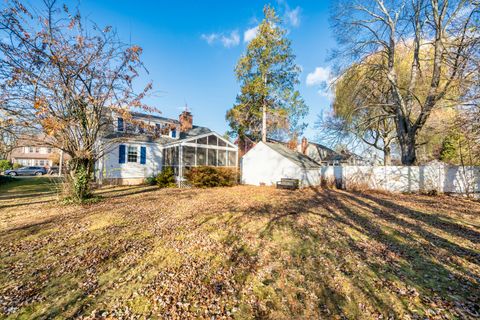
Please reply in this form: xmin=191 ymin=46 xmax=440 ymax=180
xmin=0 ymin=177 xmax=61 ymax=195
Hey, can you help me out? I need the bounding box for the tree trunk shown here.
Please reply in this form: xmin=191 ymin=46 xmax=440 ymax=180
xmin=262 ymin=103 xmax=267 ymax=143
xmin=69 ymin=157 xmax=94 ymax=201
xmin=399 ymin=135 xmax=417 ymax=165
xmin=394 ymin=111 xmax=417 ymax=165
xmin=383 ymin=146 xmax=392 ymax=166
xmin=262 ymin=74 xmax=268 ymax=143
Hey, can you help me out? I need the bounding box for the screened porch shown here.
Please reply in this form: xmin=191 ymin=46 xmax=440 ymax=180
xmin=162 ymin=133 xmax=238 ymax=178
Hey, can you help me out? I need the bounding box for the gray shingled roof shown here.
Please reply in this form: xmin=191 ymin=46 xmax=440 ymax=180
xmin=264 ymin=142 xmax=321 ymax=169
xmin=129 ymin=112 xmax=180 ymax=124
xmin=103 ymin=132 xmax=176 ymax=144
xmin=179 ymin=126 xmax=212 ymax=139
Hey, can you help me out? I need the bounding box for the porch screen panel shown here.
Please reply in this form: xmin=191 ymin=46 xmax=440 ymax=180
xmin=183 ymin=146 xmax=195 ymax=166
xmin=218 ymin=139 xmax=227 ymax=147
xmin=172 ymin=147 xmax=179 ymax=166
xmin=208 ymin=149 xmax=217 ymax=166
xmin=208 ymin=135 xmax=218 ymax=146
xmin=228 ymin=150 xmax=236 ymax=167
xmin=197 ymin=136 xmax=208 ymax=145
xmin=163 ymin=148 xmax=171 ymax=166
xmin=218 ymin=150 xmax=227 ymax=166
xmin=197 ymin=147 xmax=207 ymax=165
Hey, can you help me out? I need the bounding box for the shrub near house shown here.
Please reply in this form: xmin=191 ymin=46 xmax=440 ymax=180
xmin=0 ymin=160 xmax=12 ymax=173
xmin=156 ymin=167 xmax=176 ymax=188
xmin=185 ymin=166 xmax=237 ymax=188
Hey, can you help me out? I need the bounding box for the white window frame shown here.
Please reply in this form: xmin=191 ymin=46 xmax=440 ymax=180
xmin=127 ymin=145 xmax=138 ymax=163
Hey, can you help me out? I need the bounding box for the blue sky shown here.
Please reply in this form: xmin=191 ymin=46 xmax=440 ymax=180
xmin=36 ymin=0 xmax=336 ymax=141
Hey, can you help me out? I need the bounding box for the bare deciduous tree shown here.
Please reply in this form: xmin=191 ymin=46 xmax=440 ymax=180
xmin=321 ymin=59 xmax=397 ymax=165
xmin=331 ymin=0 xmax=479 ymax=164
xmin=0 ymin=0 xmax=154 ymax=200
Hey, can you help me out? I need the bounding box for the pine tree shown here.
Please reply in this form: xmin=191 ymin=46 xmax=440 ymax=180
xmin=226 ymin=5 xmax=308 ymax=144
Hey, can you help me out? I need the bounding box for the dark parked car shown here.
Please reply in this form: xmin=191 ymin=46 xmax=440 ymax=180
xmin=47 ymin=166 xmax=66 ymax=175
xmin=5 ymin=166 xmax=47 ymax=176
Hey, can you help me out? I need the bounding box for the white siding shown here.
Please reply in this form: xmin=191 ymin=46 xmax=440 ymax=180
xmin=98 ymin=142 xmax=163 ymax=180
xmin=241 ymin=142 xmax=320 ymax=187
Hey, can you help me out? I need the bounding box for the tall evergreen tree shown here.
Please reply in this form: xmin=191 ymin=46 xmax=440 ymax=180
xmin=226 ymin=5 xmax=308 ymax=144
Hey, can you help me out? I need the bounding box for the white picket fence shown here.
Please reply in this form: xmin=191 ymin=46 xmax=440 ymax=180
xmin=322 ymin=162 xmax=480 ymax=194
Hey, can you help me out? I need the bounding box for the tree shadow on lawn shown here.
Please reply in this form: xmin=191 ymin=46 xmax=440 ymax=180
xmin=226 ymin=188 xmax=479 ymax=318
xmin=2 ymin=187 xmax=479 ymax=318
xmin=0 ymin=199 xmax=56 ymax=210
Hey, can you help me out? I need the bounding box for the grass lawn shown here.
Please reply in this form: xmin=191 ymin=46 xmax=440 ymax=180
xmin=0 ymin=181 xmax=479 ymax=319
xmin=0 ymin=176 xmax=61 ymax=197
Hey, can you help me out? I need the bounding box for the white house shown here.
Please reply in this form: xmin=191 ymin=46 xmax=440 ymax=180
xmin=96 ymin=110 xmax=238 ymax=185
xmin=298 ymin=137 xmax=368 ymax=166
xmin=241 ymin=141 xmax=322 ymax=187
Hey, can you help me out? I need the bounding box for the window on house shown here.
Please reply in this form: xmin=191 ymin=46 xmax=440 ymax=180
xmin=35 ymin=147 xmax=39 ymax=153
xmin=39 ymin=160 xmax=45 ymax=166
xmin=29 ymin=147 xmax=33 ymax=153
xmin=47 ymin=148 xmax=52 ymax=153
xmin=171 ymin=129 xmax=177 ymax=138
xmin=127 ymin=146 xmax=138 ymax=163
xmin=117 ymin=117 xmax=124 ymax=132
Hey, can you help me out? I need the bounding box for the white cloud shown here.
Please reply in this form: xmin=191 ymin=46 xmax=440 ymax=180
xmin=201 ymin=33 xmax=218 ymax=45
xmin=243 ymin=26 xmax=259 ymax=43
xmin=285 ymin=6 xmax=301 ymax=27
xmin=201 ymin=30 xmax=240 ymax=48
xmin=306 ymin=67 xmax=331 ymax=86
xmin=221 ymin=30 xmax=240 ymax=47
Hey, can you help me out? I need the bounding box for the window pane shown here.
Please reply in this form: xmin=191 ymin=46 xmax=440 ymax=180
xmin=197 ymin=137 xmax=208 ymax=145
xmin=183 ymin=146 xmax=195 ymax=166
xmin=218 ymin=139 xmax=227 ymax=147
xmin=128 ymin=146 xmax=138 ymax=162
xmin=197 ymin=147 xmax=207 ymax=165
xmin=208 ymin=135 xmax=217 ymax=146
xmin=208 ymin=149 xmax=217 ymax=166
xmin=228 ymin=150 xmax=236 ymax=166
xmin=218 ymin=150 xmax=226 ymax=166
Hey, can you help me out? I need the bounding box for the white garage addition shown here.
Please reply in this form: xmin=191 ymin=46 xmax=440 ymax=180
xmin=241 ymin=142 xmax=322 ymax=187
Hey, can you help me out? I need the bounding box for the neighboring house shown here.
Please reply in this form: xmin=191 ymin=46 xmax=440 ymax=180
xmin=8 ymin=137 xmax=61 ymax=168
xmin=237 ymin=136 xmax=366 ymax=167
xmin=96 ymin=110 xmax=238 ymax=185
xmin=241 ymin=141 xmax=322 ymax=187
xmin=298 ymin=137 xmax=368 ymax=166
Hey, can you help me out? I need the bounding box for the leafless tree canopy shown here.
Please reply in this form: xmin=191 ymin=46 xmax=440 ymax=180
xmin=0 ymin=0 xmax=154 ymax=170
xmin=330 ymin=0 xmax=479 ymax=164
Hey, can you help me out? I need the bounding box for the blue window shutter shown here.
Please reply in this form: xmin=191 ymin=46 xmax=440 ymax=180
xmin=119 ymin=145 xmax=126 ymax=163
xmin=117 ymin=117 xmax=124 ymax=132
xmin=140 ymin=146 xmax=146 ymax=164
xmin=171 ymin=129 xmax=176 ymax=138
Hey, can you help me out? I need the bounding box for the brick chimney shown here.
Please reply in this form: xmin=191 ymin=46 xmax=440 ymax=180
xmin=179 ymin=110 xmax=193 ymax=132
xmin=301 ymin=137 xmax=308 ymax=155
